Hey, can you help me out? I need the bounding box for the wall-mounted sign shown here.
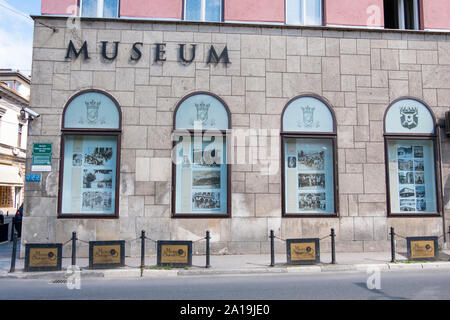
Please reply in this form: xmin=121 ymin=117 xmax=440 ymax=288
xmin=157 ymin=241 xmax=192 ymax=267
xmin=25 ymin=244 xmax=62 ymax=272
xmin=286 ymin=238 xmax=320 ymax=265
xmin=31 ymin=143 xmax=52 ymax=172
xmin=407 ymin=236 xmax=438 ymax=261
xmin=25 ymin=174 xmax=41 ymax=182
xmin=89 ymin=241 xmax=125 ymax=269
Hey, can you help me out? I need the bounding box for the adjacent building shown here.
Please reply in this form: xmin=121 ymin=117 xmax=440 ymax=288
xmin=24 ymin=0 xmax=450 ymax=257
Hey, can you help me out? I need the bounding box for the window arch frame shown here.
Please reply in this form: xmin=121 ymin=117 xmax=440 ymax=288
xmin=280 ymin=93 xmax=339 ymax=218
xmin=172 ymin=91 xmax=231 ymax=218
xmin=58 ymin=89 xmax=122 ymax=219
xmin=383 ymin=96 xmax=442 ymax=217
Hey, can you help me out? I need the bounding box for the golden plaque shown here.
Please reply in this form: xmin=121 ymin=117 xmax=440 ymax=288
xmin=290 ymin=242 xmax=316 ymax=261
xmin=92 ymin=245 xmax=122 ymax=264
xmin=160 ymin=245 xmax=189 ymax=264
xmin=29 ymin=248 xmax=59 ymax=268
xmin=410 ymin=240 xmax=435 ymax=259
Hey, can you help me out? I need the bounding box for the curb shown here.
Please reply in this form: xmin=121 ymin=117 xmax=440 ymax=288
xmin=2 ymin=262 xmax=450 ymax=279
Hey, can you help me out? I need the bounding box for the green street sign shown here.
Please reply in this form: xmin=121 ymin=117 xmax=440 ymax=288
xmin=32 ymin=143 xmax=52 ymax=171
xmin=33 ymin=143 xmax=52 ymax=155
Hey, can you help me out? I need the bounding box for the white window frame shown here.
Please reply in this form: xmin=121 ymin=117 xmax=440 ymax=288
xmin=285 ymin=0 xmax=323 ymax=26
xmin=397 ymin=0 xmax=419 ymax=30
xmin=80 ymin=0 xmax=119 ymax=18
xmin=184 ymin=0 xmax=222 ymax=22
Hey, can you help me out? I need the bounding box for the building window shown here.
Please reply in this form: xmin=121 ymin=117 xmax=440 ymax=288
xmin=384 ymin=0 xmax=419 ymax=30
xmin=184 ymin=0 xmax=222 ymax=22
xmin=173 ymin=92 xmax=230 ymax=217
xmin=0 ymin=187 xmax=12 ymax=207
xmin=81 ymin=0 xmax=119 ymax=18
xmin=281 ymin=95 xmax=337 ymax=216
xmin=286 ymin=0 xmax=322 ymax=26
xmin=384 ymin=98 xmax=440 ymax=216
xmin=17 ymin=124 xmax=23 ymax=148
xmin=58 ymin=90 xmax=121 ymax=218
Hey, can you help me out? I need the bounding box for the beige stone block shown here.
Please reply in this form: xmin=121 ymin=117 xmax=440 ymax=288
xmin=139 ymin=108 xmax=156 ymax=125
xmin=135 ymin=181 xmax=155 ymax=196
xmin=340 ymin=38 xmax=356 ymax=54
xmin=241 ymin=35 xmax=270 ymax=58
xmin=307 ymin=37 xmax=325 ymax=56
xmin=354 ymin=217 xmax=373 ymax=241
xmin=371 ymin=70 xmax=388 ymax=88
xmin=281 ymin=219 xmax=303 ymax=239
xmin=282 ymin=73 xmax=322 ymax=97
xmin=341 ymin=75 xmax=355 ymax=92
xmin=120 ymin=173 xmax=135 ymax=196
xmin=70 ymin=71 xmax=92 ymax=90
xmin=354 ymin=125 xmax=369 ymax=142
xmin=123 ymin=126 xmax=147 ymax=149
xmin=210 ymin=76 xmax=231 ymax=95
xmin=149 ymin=157 xmax=171 ymax=181
xmin=135 ymin=157 xmax=150 ymax=182
xmin=423 ymin=65 xmax=450 ymax=89
xmin=339 ymin=174 xmax=363 ymax=194
xmin=245 ymin=172 xmax=268 ymax=193
xmin=358 ymin=202 xmax=386 ymax=217
xmin=339 ymin=217 xmax=354 ymax=241
xmin=286 ymin=37 xmax=307 ymax=56
xmin=147 ymin=126 xmax=172 ymax=149
xmin=399 ymin=50 xmax=416 ymax=64
xmin=371 ymin=48 xmax=381 ymax=70
xmin=245 ymin=91 xmax=265 ymax=114
xmin=232 ymin=193 xmax=255 ymax=217
xmin=369 ymin=121 xmax=383 ymax=142
xmin=337 ymin=125 xmax=354 ymax=148
xmin=255 ymin=194 xmax=280 ymax=217
xmin=357 ymin=87 xmax=389 ymax=104
xmin=266 ymin=59 xmax=286 ymax=72
xmin=266 ymin=73 xmax=282 ymax=97
xmin=348 ymin=195 xmax=358 ymax=216
xmin=115 ymin=68 xmax=135 ymax=91
xmin=231 ymin=218 xmax=268 ymax=241
xmin=417 ymin=50 xmax=438 ymax=65
xmin=363 ymin=164 xmax=385 ymax=194
xmin=301 ymin=56 xmax=321 ymax=73
xmin=270 ymin=36 xmax=286 ymax=59
xmin=341 ymin=55 xmax=371 ymax=75
xmin=335 ymin=108 xmax=357 ymax=125
xmin=286 ymin=55 xmax=300 ymax=73
xmin=366 ymin=142 xmax=385 ymax=164
xmin=93 ymin=71 xmax=115 ymax=90
xmin=345 ymin=149 xmax=366 ymax=164
xmin=326 ymin=38 xmax=340 ymax=56
xmin=241 ymin=59 xmax=265 ymax=77
xmin=301 ymin=218 xmax=339 ymax=238
xmin=380 ymin=49 xmax=399 ymax=70
xmin=246 ymin=77 xmax=265 ymax=92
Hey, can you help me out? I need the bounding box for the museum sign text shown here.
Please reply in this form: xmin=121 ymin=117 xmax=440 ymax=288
xmin=65 ymin=40 xmax=231 ymax=64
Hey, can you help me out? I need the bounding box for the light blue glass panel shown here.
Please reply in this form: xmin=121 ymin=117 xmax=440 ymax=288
xmin=175 ymin=94 xmax=229 ymax=130
xmin=284 ymin=138 xmax=334 ymax=214
xmin=61 ymin=135 xmax=117 ymax=215
xmin=205 ymin=0 xmax=221 ymax=22
xmin=103 ymin=0 xmax=119 ymax=18
xmin=64 ymin=92 xmax=120 ymax=129
xmin=286 ymin=0 xmax=302 ymax=25
xmin=304 ymin=0 xmax=322 ymax=25
xmin=387 ymin=139 xmax=437 ymax=214
xmin=82 ymin=0 xmax=98 ymax=17
xmin=385 ymin=99 xmax=435 ymax=134
xmin=175 ymin=135 xmax=227 ymax=214
xmin=186 ymin=0 xmax=202 ymax=21
xmin=283 ymin=97 xmax=334 ymax=133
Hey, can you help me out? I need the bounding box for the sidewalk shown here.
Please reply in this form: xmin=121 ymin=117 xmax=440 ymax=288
xmin=1 ymin=240 xmax=450 ymax=279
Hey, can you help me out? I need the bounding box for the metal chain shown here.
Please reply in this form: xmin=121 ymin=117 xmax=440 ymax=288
xmin=319 ymin=234 xmax=331 ymax=241
xmin=274 ymin=235 xmax=286 ymax=242
xmin=62 ymin=238 xmax=72 ymax=246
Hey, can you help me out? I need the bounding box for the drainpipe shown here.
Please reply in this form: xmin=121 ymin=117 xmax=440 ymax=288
xmin=437 ymin=121 xmax=446 ymax=245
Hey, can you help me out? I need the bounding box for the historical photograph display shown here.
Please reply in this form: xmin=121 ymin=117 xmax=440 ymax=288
xmin=83 ymin=169 xmax=113 ymax=189
xmin=285 ymin=138 xmax=334 ymax=214
xmin=192 ymin=170 xmax=221 ymax=189
xmin=396 ymin=143 xmax=428 ymax=213
xmin=192 ymin=192 xmax=221 ymax=210
xmin=82 ymin=191 xmax=112 ymax=211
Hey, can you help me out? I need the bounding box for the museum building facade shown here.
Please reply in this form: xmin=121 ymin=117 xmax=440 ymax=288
xmin=24 ymin=0 xmax=450 ymax=256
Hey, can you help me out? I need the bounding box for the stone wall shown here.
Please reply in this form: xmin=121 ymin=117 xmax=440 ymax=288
xmin=23 ymin=17 xmax=450 ymax=257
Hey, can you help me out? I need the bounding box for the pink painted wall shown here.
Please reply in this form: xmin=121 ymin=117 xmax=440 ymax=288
xmin=41 ymin=0 xmax=78 ymax=15
xmin=120 ymin=0 xmax=182 ymax=19
xmin=422 ymin=0 xmax=450 ymax=30
xmin=325 ymin=0 xmax=384 ymax=27
xmin=224 ymin=0 xmax=284 ymax=23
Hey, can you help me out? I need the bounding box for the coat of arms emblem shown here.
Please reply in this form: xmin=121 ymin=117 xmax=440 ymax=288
xmin=86 ymin=99 xmax=101 ymax=124
xmin=191 ymin=102 xmax=215 ymax=127
xmin=400 ymin=106 xmax=418 ymax=129
xmin=298 ymin=105 xmax=319 ymax=128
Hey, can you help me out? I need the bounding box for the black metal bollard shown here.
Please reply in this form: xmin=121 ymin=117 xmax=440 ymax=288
xmin=71 ymin=232 xmax=77 ymax=266
xmin=205 ymin=230 xmax=211 ymax=268
xmin=270 ymin=230 xmax=275 ymax=267
xmin=140 ymin=230 xmax=146 ymax=271
xmin=9 ymin=232 xmax=17 ymax=273
xmin=331 ymin=228 xmax=336 ymax=264
xmin=10 ymin=217 xmax=15 ymax=242
xmin=390 ymin=227 xmax=396 ymax=263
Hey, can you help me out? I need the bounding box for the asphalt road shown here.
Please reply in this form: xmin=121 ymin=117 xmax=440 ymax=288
xmin=1 ymin=269 xmax=450 ymax=300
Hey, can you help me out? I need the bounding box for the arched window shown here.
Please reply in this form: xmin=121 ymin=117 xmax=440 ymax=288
xmin=384 ymin=97 xmax=440 ymax=216
xmin=58 ymin=90 xmax=121 ymax=218
xmin=281 ymin=95 xmax=338 ymax=216
xmin=173 ymin=92 xmax=230 ymax=217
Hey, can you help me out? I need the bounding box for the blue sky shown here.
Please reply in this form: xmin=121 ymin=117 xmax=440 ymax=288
xmin=0 ymin=0 xmax=42 ymax=75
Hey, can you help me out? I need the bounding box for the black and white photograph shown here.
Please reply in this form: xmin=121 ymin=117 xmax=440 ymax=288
xmin=298 ymin=173 xmax=326 ymax=189
xmin=398 ymin=171 xmax=414 ymax=184
xmin=414 ymin=160 xmax=424 ymax=171
xmin=415 ymin=185 xmax=425 ymax=198
xmin=192 ymin=148 xmax=222 ymax=167
xmin=72 ymin=153 xmax=82 ymax=166
xmin=399 ymin=186 xmax=415 ymax=198
xmin=81 ymin=191 xmax=112 ymax=211
xmin=415 ymin=172 xmax=425 ymax=184
xmin=192 ymin=192 xmax=221 ymax=210
xmin=416 ymin=198 xmax=426 ymax=212
xmin=83 ymin=169 xmax=113 ymax=189
xmin=297 ymin=150 xmax=325 ymax=170
xmin=414 ymin=146 xmax=424 ymax=158
xmin=298 ymin=192 xmax=326 ymax=211
xmin=397 ymin=146 xmax=413 ymax=158
xmin=288 ymin=156 xmax=296 ymax=168
xmin=192 ymin=170 xmax=221 ymax=189
xmin=400 ymin=199 xmax=416 ymax=212
xmin=84 ymin=147 xmax=113 ymax=166
xmin=398 ymin=159 xmax=413 ymax=171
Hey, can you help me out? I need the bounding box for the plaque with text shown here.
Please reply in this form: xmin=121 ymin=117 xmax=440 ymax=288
xmin=407 ymin=236 xmax=438 ymax=261
xmin=286 ymin=238 xmax=320 ymax=265
xmin=25 ymin=244 xmax=62 ymax=272
xmin=89 ymin=241 xmax=125 ymax=269
xmin=157 ymin=241 xmax=192 ymax=267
